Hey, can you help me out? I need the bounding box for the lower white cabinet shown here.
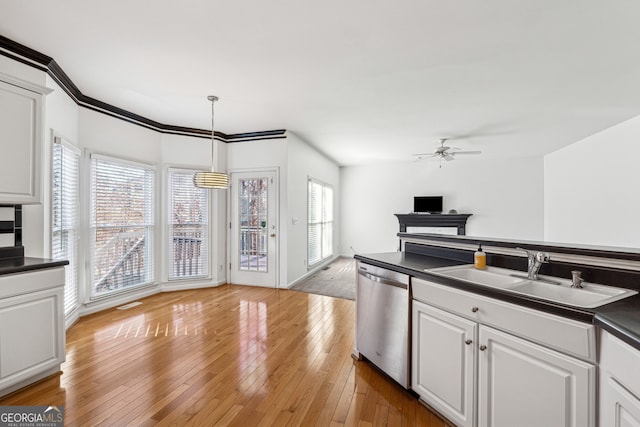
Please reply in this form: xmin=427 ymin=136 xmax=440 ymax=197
xmin=477 ymin=325 xmax=594 ymax=427
xmin=0 ymin=267 xmax=66 ymax=397
xmin=413 ymin=300 xmax=477 ymax=427
xmin=411 ymin=277 xmax=596 ymax=427
xmin=600 ymin=329 xmax=640 ymax=427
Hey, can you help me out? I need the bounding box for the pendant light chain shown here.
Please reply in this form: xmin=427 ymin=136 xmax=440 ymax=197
xmin=209 ymin=95 xmax=217 ymax=173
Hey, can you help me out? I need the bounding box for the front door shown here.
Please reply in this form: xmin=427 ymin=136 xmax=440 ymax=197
xmin=229 ymin=170 xmax=278 ymax=287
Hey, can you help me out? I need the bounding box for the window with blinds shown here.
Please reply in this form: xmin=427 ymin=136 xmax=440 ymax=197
xmin=90 ymin=154 xmax=155 ymax=297
xmin=51 ymin=137 xmax=80 ymax=315
xmin=168 ymin=168 xmax=209 ymax=279
xmin=308 ymin=178 xmax=333 ymax=268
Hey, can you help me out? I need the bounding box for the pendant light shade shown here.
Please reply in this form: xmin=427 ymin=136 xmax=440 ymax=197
xmin=193 ymin=170 xmax=229 ymax=188
xmin=194 ymin=95 xmax=229 ymax=189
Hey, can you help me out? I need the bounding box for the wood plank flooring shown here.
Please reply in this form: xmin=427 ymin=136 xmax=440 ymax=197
xmin=0 ymin=285 xmax=452 ymax=426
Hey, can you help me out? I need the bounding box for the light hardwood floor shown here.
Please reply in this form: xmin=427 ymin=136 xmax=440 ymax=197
xmin=0 ymin=285 xmax=452 ymax=426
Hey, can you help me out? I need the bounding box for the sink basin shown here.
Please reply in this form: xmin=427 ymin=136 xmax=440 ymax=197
xmin=429 ymin=265 xmax=526 ymax=288
xmin=429 ymin=264 xmax=637 ymax=308
xmin=508 ymin=281 xmax=637 ymax=309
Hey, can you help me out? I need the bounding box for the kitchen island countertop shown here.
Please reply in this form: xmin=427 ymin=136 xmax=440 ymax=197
xmin=355 ymin=251 xmax=640 ymax=351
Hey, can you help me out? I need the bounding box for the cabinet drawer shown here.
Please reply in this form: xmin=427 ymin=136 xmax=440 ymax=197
xmin=0 ymin=267 xmax=65 ymax=299
xmin=413 ymin=277 xmax=596 ymax=362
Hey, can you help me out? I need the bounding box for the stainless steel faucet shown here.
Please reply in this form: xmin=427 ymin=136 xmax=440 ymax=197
xmin=517 ymin=248 xmax=550 ymax=280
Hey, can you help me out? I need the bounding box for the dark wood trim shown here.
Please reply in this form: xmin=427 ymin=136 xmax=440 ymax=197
xmin=0 ymin=221 xmax=12 ymax=233
xmin=0 ymin=35 xmax=287 ymax=143
xmin=0 ymin=35 xmax=53 ymax=67
xmin=14 ymin=205 xmax=21 ymax=247
xmin=399 ymin=232 xmax=640 ymax=262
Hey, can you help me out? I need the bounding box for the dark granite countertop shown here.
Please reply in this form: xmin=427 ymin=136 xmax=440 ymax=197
xmin=355 ymin=251 xmax=640 ymax=351
xmin=0 ymin=257 xmax=69 ymax=275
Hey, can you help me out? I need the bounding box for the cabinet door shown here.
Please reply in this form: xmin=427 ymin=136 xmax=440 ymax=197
xmin=601 ymin=376 xmax=640 ymax=427
xmin=0 ymin=286 xmax=65 ymax=391
xmin=478 ymin=325 xmax=595 ymax=427
xmin=412 ymin=300 xmax=477 ymax=427
xmin=0 ymin=79 xmax=44 ymax=204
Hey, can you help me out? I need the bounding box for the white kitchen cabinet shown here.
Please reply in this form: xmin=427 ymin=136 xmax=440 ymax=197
xmin=0 ymin=267 xmax=66 ymax=397
xmin=412 ymin=300 xmax=477 ymax=427
xmin=600 ymin=329 xmax=640 ymax=427
xmin=0 ymin=73 xmax=52 ymax=204
xmin=478 ymin=325 xmax=594 ymax=427
xmin=411 ymin=277 xmax=596 ymax=427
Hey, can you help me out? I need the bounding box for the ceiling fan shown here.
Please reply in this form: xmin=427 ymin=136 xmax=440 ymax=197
xmin=414 ymin=138 xmax=482 ymax=168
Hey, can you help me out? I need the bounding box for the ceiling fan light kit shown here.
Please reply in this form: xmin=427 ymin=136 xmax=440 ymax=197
xmin=194 ymin=95 xmax=230 ymax=189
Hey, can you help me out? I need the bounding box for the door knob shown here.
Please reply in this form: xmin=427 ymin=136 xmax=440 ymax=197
xmin=465 ymin=339 xmax=472 ymax=345
xmin=479 ymin=345 xmax=487 ymax=351
xmin=270 ymin=233 xmax=276 ymax=237
xmin=471 ymin=307 xmax=479 ymax=313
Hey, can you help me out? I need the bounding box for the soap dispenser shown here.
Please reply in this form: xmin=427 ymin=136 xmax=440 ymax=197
xmin=474 ymin=245 xmax=486 ymax=270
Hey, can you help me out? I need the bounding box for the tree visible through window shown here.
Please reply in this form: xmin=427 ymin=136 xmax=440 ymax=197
xmin=308 ymin=178 xmax=333 ymax=268
xmin=90 ymin=155 xmax=155 ymax=297
xmin=168 ymin=168 xmax=209 ymax=279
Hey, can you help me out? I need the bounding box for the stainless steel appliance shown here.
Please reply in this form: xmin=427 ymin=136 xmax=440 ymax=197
xmin=356 ymin=261 xmax=410 ymax=388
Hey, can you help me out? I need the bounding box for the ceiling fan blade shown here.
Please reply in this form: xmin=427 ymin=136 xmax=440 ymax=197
xmin=413 ymin=153 xmax=438 ymax=161
xmin=444 ymin=154 xmax=455 ymax=161
xmin=453 ymin=150 xmax=482 ymax=155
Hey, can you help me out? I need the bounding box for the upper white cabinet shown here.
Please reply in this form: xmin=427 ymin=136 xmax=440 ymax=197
xmin=0 ymin=73 xmax=52 ymax=204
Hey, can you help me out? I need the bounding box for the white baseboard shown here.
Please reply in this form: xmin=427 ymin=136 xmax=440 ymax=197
xmin=80 ymin=284 xmax=161 ymax=316
xmin=161 ymin=279 xmax=225 ymax=292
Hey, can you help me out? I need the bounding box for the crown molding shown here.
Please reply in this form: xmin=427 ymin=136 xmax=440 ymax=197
xmin=0 ymin=34 xmax=286 ymax=142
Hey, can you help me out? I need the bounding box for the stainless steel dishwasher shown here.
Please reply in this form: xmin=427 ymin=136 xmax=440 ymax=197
xmin=356 ymin=260 xmax=410 ymax=388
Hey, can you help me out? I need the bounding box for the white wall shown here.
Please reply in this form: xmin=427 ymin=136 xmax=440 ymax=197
xmin=340 ymin=156 xmax=545 ymax=255
xmin=286 ymin=132 xmax=340 ymax=285
xmin=545 ymin=115 xmax=640 ymax=248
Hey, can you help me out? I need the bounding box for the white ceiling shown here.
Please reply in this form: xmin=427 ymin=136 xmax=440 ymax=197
xmin=2 ymin=0 xmax=640 ymax=166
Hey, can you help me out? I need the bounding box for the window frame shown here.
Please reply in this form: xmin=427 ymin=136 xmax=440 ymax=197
xmin=88 ymin=152 xmax=156 ymax=299
xmin=51 ymin=136 xmax=81 ymax=315
xmin=307 ymin=177 xmax=334 ymax=269
xmin=167 ymin=167 xmax=210 ymax=281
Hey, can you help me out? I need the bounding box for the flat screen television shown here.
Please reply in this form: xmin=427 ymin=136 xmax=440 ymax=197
xmin=414 ymin=196 xmax=443 ymax=214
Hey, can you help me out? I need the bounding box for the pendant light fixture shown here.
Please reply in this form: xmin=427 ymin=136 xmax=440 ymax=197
xmin=193 ymin=95 xmax=229 ymax=189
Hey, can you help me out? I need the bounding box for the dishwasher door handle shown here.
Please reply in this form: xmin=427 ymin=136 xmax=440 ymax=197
xmin=358 ymin=271 xmax=408 ymax=289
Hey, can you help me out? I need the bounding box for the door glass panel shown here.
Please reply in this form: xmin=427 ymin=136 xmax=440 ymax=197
xmin=239 ymin=178 xmax=268 ymax=272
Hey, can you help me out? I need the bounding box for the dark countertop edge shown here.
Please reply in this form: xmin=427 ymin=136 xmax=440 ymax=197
xmin=398 ymin=233 xmax=640 ymax=261
xmin=593 ymin=315 xmax=640 ymax=350
xmin=355 ymin=252 xmax=640 ymax=345
xmin=0 ymin=257 xmax=69 ymax=276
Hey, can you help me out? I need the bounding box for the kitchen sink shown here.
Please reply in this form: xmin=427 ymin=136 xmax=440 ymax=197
xmin=429 ymin=264 xmax=637 ymax=308
xmin=429 ymin=265 xmax=527 ymax=288
xmin=508 ymin=280 xmax=636 ymax=308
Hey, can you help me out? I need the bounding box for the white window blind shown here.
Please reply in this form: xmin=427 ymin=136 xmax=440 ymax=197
xmin=90 ymin=154 xmax=155 ymax=297
xmin=52 ymin=137 xmax=80 ymax=315
xmin=308 ymin=179 xmax=333 ymax=267
xmin=168 ymin=168 xmax=209 ymax=279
